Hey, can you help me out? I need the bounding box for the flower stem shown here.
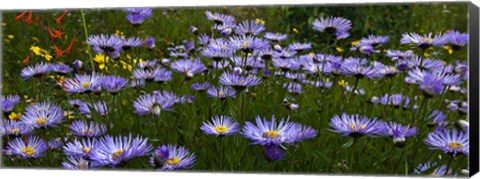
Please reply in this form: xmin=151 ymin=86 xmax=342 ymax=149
xmin=444 ymin=155 xmax=454 ymax=176
xmin=80 ymin=9 xmax=96 ymax=72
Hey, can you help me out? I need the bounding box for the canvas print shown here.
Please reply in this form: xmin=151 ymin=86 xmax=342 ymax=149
xmin=0 ymin=2 xmax=473 ymax=177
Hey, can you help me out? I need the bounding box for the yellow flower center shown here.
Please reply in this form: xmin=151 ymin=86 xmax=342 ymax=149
xmin=243 ymin=42 xmax=248 ymax=48
xmin=263 ymin=130 xmax=280 ymax=139
xmin=448 ymin=142 xmax=464 ymax=149
xmin=218 ymin=91 xmax=225 ymax=97
xmin=21 ymin=146 xmax=35 ymax=157
xmin=350 ymin=123 xmax=366 ymax=131
xmin=112 ymin=149 xmax=124 ymax=159
xmin=36 ymin=117 xmax=47 ymax=125
xmin=84 ymin=147 xmax=91 ymax=154
xmin=214 ymin=126 xmax=228 ymax=134
xmin=79 ymin=162 xmax=86 ymax=169
xmin=10 ymin=128 xmax=20 ymax=134
xmin=166 ymin=157 xmax=180 ymax=165
xmin=82 ymin=82 xmax=91 ymax=88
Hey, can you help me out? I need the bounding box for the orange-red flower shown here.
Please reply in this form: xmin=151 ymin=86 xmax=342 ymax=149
xmin=22 ymin=55 xmax=31 ymax=65
xmin=52 ymin=11 xmax=68 ymax=26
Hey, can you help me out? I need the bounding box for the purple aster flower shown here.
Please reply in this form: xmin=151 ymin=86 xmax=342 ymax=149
xmin=73 ymin=59 xmax=83 ymax=70
xmin=207 ymin=86 xmax=236 ymax=100
xmin=284 ymin=72 xmax=306 ymax=81
xmin=20 ymin=62 xmax=52 ymax=80
xmin=170 ymin=59 xmax=207 ymax=79
xmin=377 ymin=65 xmax=400 ymax=77
xmin=143 ymin=37 xmax=156 ymax=50
xmin=272 ymin=58 xmax=301 ymax=71
xmin=51 ymin=63 xmax=73 ymax=74
xmin=312 ymin=16 xmax=352 ymax=39
xmin=63 ymin=72 xmax=104 ymax=94
xmin=124 ymin=8 xmax=153 ymax=25
xmin=132 ymin=67 xmax=172 ymax=83
xmin=214 ymin=23 xmax=236 ymax=36
xmin=424 ymin=128 xmax=468 ymax=157
xmin=329 ymin=113 xmax=384 ymax=138
xmin=288 ymin=122 xmax=317 ymax=143
xmin=234 ymin=19 xmax=266 ymax=36
xmin=78 ymin=101 xmax=109 ymax=117
xmin=344 ymin=85 xmax=366 ymax=96
xmin=414 ymin=162 xmax=455 ymax=177
xmin=377 ymin=93 xmax=412 ymax=109
xmin=359 ymin=35 xmax=390 ymax=47
xmin=0 ymin=119 xmax=33 ymax=137
xmin=241 ymin=115 xmax=296 ymax=145
xmin=205 ymin=11 xmax=235 ymax=25
xmin=47 ymin=138 xmax=64 ymax=150
xmin=133 ymin=93 xmax=175 ymax=116
xmin=201 ymin=46 xmax=234 ymax=61
xmin=426 ymin=110 xmax=448 ymax=130
xmin=150 ymin=144 xmax=196 ymax=171
xmin=63 ymin=138 xmax=97 ymax=158
xmin=6 ymin=136 xmax=47 ymax=159
xmin=188 ymin=26 xmax=199 ymax=35
xmin=288 ymin=42 xmax=312 ymax=53
xmin=70 ymin=120 xmax=107 ymax=138
xmin=1 ymin=95 xmax=21 ymax=113
xmin=130 ymin=79 xmax=145 ymax=89
xmin=200 ymin=115 xmax=240 ymax=136
xmin=230 ymin=56 xmax=264 ymax=70
xmin=62 ymin=156 xmax=101 ymax=170
xmin=219 ymin=72 xmax=262 ymax=91
xmin=341 ymin=57 xmax=380 ymax=79
xmin=272 ymin=48 xmax=297 ymax=59
xmin=263 ymin=144 xmax=285 ymax=161
xmin=254 ymin=48 xmax=274 ymax=61
xmin=406 ymin=68 xmax=460 ymax=97
xmin=87 ymin=34 xmax=123 ymax=54
xmin=454 ymin=60 xmax=468 ymax=80
xmin=381 ymin=122 xmax=417 ymax=147
xmin=445 ymin=30 xmax=469 ymax=50
xmin=284 ymin=82 xmax=303 ymax=94
xmin=191 ymin=82 xmax=211 ymax=92
xmin=400 ymin=32 xmax=448 ymax=49
xmin=403 ymin=56 xmax=445 ymax=71
xmin=229 ymin=35 xmax=269 ymax=53
xmin=198 ymin=33 xmax=211 ymax=45
xmin=122 ymin=37 xmax=143 ymax=51
xmin=101 ymin=75 xmax=128 ymax=94
xmin=264 ymin=32 xmax=287 ymax=42
xmin=138 ymin=59 xmax=158 ymax=69
xmin=90 ymin=134 xmax=153 ymax=166
xmin=385 ymin=50 xmax=414 ymax=61
xmin=302 ymin=61 xmax=332 ymax=75
xmin=20 ymin=102 xmax=64 ymax=128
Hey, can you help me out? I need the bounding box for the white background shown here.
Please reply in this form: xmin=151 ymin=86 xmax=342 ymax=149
xmin=0 ymin=0 xmax=478 ymax=179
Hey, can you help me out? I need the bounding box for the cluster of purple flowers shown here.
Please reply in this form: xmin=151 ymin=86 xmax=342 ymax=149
xmin=20 ymin=63 xmax=73 ymax=80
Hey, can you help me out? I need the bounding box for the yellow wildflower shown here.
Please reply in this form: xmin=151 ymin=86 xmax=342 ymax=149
xmin=94 ymin=53 xmax=109 ymax=70
xmin=336 ymin=47 xmax=344 ymax=52
xmin=30 ymin=46 xmax=52 ymax=61
xmin=8 ymin=112 xmax=21 ymax=121
xmin=255 ymin=18 xmax=265 ymax=25
xmin=115 ymin=30 xmax=125 ymax=38
xmin=338 ymin=80 xmax=348 ymax=87
xmin=4 ymin=39 xmax=10 ymax=43
xmin=7 ymin=35 xmax=14 ymax=39
xmin=443 ymin=45 xmax=454 ymax=55
xmin=2 ymin=22 xmax=6 ymax=26
xmin=351 ymin=40 xmax=360 ymax=46
xmin=293 ymin=28 xmax=299 ymax=34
